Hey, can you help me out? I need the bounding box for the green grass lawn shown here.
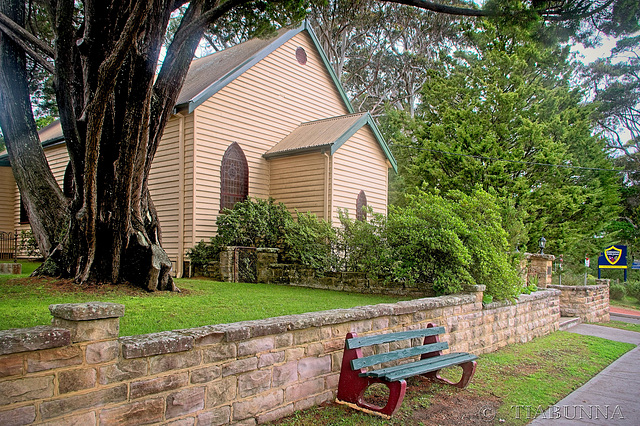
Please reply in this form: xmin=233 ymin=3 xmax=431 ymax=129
xmin=0 ymin=274 xmax=410 ymax=336
xmin=272 ymin=332 xmax=635 ymax=425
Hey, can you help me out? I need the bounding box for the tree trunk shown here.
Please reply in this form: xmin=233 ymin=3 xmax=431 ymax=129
xmin=0 ymin=0 xmax=69 ymax=257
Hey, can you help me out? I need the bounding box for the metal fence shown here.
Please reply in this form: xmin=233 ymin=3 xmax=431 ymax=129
xmin=233 ymin=246 xmax=257 ymax=283
xmin=0 ymin=231 xmax=17 ymax=262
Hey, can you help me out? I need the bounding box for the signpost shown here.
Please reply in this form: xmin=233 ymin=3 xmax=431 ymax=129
xmin=598 ymin=245 xmax=628 ymax=281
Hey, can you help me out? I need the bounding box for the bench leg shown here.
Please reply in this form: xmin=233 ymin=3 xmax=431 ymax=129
xmin=336 ymin=332 xmax=407 ymax=417
xmin=423 ymin=360 xmax=477 ymax=388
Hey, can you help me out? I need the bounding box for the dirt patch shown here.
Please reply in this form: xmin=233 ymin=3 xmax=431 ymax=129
xmin=7 ymin=276 xmax=191 ymax=295
xmin=412 ymin=391 xmax=501 ymax=425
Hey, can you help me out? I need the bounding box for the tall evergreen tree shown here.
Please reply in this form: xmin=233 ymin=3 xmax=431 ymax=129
xmin=386 ymin=22 xmax=621 ymax=257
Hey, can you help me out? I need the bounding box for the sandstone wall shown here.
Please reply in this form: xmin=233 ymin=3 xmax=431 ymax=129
xmin=0 ymin=288 xmax=560 ymax=425
xmin=548 ymin=280 xmax=610 ymax=323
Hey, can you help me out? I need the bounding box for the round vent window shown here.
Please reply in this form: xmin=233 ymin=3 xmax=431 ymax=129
xmin=296 ymin=47 xmax=307 ymax=65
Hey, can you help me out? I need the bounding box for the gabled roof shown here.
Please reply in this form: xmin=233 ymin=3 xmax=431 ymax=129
xmin=264 ymin=112 xmax=398 ymax=172
xmin=175 ymin=21 xmax=354 ymax=115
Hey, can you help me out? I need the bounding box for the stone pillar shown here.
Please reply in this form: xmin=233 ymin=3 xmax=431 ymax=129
xmin=256 ymin=248 xmax=279 ymax=283
xmin=526 ymin=253 xmax=555 ymax=288
xmin=464 ymin=284 xmax=486 ymax=305
xmin=219 ymin=246 xmax=235 ymax=282
xmin=0 ymin=263 xmax=22 ymax=274
xmin=49 ymin=302 xmax=125 ymax=343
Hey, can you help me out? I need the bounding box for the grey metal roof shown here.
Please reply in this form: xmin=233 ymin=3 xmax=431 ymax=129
xmin=264 ymin=112 xmax=398 ymax=172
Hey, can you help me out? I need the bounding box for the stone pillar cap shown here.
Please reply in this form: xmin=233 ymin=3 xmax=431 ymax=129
xmin=49 ymin=302 xmax=125 ymax=321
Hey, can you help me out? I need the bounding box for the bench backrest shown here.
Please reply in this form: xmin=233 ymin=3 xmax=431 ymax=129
xmin=346 ymin=326 xmax=449 ymax=371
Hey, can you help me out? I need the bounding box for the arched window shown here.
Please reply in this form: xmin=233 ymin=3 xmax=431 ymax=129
xmin=356 ymin=190 xmax=367 ymax=221
xmin=220 ymin=142 xmax=249 ymax=211
xmin=63 ymin=162 xmax=75 ymax=199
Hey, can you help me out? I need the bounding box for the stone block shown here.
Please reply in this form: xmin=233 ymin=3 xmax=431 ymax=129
xmin=0 ymin=263 xmax=22 ymax=274
xmin=165 ymin=418 xmax=196 ymax=426
xmin=166 ymin=386 xmax=205 ymax=419
xmin=274 ymin=333 xmax=293 ymax=348
xmin=177 ymin=326 xmax=224 ymax=347
xmin=0 ymin=405 xmax=36 ymax=425
xmin=293 ymin=390 xmax=333 ymax=412
xmin=58 ymin=367 xmax=97 ymax=394
xmin=238 ymin=369 xmax=272 ymax=397
xmin=120 ymin=331 xmax=194 ymax=359
xmin=272 ymin=361 xmax=298 ymax=387
xmin=238 ymin=337 xmax=275 ymax=356
xmin=99 ymin=397 xmax=164 ymax=426
xmin=49 ymin=302 xmax=125 ymax=320
xmin=0 ymin=326 xmax=70 ymax=356
xmin=149 ymin=350 xmax=201 ymax=375
xmin=0 ymin=376 xmax=54 ymax=406
xmin=293 ymin=328 xmax=323 ymax=346
xmin=25 ymin=345 xmax=82 ymax=373
xmin=298 ymin=356 xmax=331 ymax=380
xmin=197 ymin=407 xmax=231 ymax=426
xmin=222 ymin=357 xmax=257 ymax=377
xmin=130 ymin=373 xmax=189 ymax=399
xmin=256 ymin=404 xmax=294 ymax=424
xmin=285 ymin=377 xmax=324 ymax=402
xmin=285 ymin=347 xmax=305 ymax=361
xmin=232 ymin=389 xmax=283 ymax=421
xmin=39 ymin=384 xmax=127 ymax=420
xmin=258 ymin=351 xmax=284 ymax=368
xmin=99 ymin=358 xmax=148 ymax=384
xmin=201 ymin=343 xmax=237 ymax=364
xmin=0 ymin=354 xmax=23 ymax=377
xmin=86 ymin=340 xmax=119 ymax=364
xmin=52 ymin=317 xmax=120 ymax=342
xmin=206 ymin=377 xmax=236 ymax=407
xmin=191 ymin=365 xmax=222 ymax=384
xmin=39 ymin=410 xmax=96 ymax=426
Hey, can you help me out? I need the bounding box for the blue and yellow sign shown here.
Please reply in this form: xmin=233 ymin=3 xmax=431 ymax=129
xmin=598 ymin=245 xmax=627 ymax=269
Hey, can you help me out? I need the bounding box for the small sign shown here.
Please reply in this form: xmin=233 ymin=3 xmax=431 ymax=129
xmin=585 ymin=257 xmax=590 ymax=267
xmin=598 ymin=245 xmax=627 ymax=269
xmin=632 ymin=260 xmax=640 ymax=270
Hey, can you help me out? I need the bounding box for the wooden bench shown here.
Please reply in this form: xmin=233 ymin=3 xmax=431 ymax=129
xmin=336 ymin=323 xmax=477 ymax=417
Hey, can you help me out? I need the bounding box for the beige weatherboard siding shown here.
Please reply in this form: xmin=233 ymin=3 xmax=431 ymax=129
xmin=0 ymin=21 xmax=397 ymax=277
xmin=188 ymin=29 xmax=351 ymax=244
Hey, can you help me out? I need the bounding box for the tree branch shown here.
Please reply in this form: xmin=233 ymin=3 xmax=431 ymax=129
xmin=0 ymin=20 xmax=53 ymax=72
xmin=0 ymin=10 xmax=54 ymax=57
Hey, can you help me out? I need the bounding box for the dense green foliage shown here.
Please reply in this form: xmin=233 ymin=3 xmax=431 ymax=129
xmin=191 ymin=195 xmax=522 ymax=300
xmin=610 ymin=283 xmax=626 ymax=300
xmin=384 ymin=21 xmax=621 ymax=259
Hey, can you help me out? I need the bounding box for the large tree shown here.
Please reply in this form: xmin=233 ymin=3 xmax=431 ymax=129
xmin=0 ymin=0 xmax=634 ymax=289
xmin=385 ymin=21 xmax=621 ymax=257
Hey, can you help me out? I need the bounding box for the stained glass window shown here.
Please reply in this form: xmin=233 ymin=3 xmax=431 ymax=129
xmin=356 ymin=190 xmax=367 ymax=221
xmin=220 ymin=142 xmax=249 ymax=211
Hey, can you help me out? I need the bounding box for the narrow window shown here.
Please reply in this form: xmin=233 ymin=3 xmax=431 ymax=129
xmin=356 ymin=190 xmax=367 ymax=221
xmin=220 ymin=142 xmax=249 ymax=211
xmin=63 ymin=162 xmax=75 ymax=199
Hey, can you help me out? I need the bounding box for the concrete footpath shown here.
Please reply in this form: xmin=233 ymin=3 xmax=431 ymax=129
xmin=529 ymin=313 xmax=640 ymax=425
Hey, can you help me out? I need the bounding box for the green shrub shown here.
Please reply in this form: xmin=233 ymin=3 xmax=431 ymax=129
xmin=186 ymin=240 xmax=218 ymax=268
xmin=626 ymin=281 xmax=640 ymax=302
xmin=284 ymin=211 xmax=338 ymax=273
xmin=336 ymin=208 xmax=395 ymax=279
xmin=610 ymin=283 xmax=627 ymax=300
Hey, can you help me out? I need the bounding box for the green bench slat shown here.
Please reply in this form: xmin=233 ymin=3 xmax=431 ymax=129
xmin=351 ymin=341 xmax=449 ymax=370
xmin=361 ymin=352 xmax=478 ymax=382
xmin=346 ymin=327 xmax=446 ymax=349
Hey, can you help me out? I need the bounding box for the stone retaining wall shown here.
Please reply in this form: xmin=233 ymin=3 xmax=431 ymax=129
xmin=0 ymin=288 xmax=561 ymax=425
xmin=548 ymin=280 xmax=610 ymax=323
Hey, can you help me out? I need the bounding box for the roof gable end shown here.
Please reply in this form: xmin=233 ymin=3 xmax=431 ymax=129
xmin=264 ymin=112 xmax=397 ymax=172
xmin=175 ymin=21 xmax=354 ymax=115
